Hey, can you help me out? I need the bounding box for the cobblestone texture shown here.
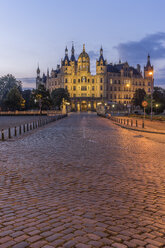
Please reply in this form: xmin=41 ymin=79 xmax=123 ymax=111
xmin=0 ymin=113 xmax=164 ymax=247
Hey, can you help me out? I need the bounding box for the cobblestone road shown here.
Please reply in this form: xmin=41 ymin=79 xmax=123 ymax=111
xmin=0 ymin=113 xmax=165 ymax=248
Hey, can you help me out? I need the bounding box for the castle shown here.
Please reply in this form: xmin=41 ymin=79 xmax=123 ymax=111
xmin=36 ymin=44 xmax=154 ymax=111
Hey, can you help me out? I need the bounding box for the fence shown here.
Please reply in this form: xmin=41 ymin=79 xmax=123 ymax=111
xmin=110 ymin=116 xmax=145 ymax=129
xmin=0 ymin=110 xmax=62 ymax=116
xmin=0 ymin=114 xmax=67 ymax=141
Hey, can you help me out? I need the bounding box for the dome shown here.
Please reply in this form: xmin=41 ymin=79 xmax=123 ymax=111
xmin=78 ymin=44 xmax=89 ymax=60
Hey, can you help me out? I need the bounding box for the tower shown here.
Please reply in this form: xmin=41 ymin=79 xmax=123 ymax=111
xmin=96 ymin=46 xmax=107 ymax=74
xmin=144 ymin=54 xmax=154 ymax=79
xmin=36 ymin=64 xmax=41 ymax=89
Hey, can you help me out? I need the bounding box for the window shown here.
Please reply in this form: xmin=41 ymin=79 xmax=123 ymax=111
xmin=100 ymin=85 xmax=103 ymax=90
xmin=73 ymin=94 xmax=76 ymax=97
xmin=65 ymin=78 xmax=67 ymax=83
xmin=73 ymin=79 xmax=76 ymax=84
xmin=110 ymin=87 xmax=112 ymax=91
xmin=92 ymin=94 xmax=95 ymax=97
xmin=114 ymin=87 xmax=117 ymax=91
xmin=88 ymin=79 xmax=90 ymax=82
xmin=78 ymin=79 xmax=80 ymax=83
xmin=101 ymin=67 xmax=102 ymax=70
xmin=81 ymin=86 xmax=87 ymax=91
xmin=118 ymin=87 xmax=120 ymax=91
xmin=92 ymin=86 xmax=95 ymax=91
xmin=148 ymin=88 xmax=151 ymax=92
xmin=148 ymin=82 xmax=151 ymax=86
xmin=114 ymin=80 xmax=117 ymax=84
xmin=100 ymin=94 xmax=103 ymax=98
xmin=118 ymin=80 xmax=120 ymax=84
xmin=65 ymin=86 xmax=67 ymax=90
xmin=73 ymin=86 xmax=76 ymax=91
xmin=110 ymin=94 xmax=112 ymax=99
xmin=114 ymin=94 xmax=116 ymax=99
xmin=92 ymin=79 xmax=94 ymax=83
xmin=81 ymin=76 xmax=87 ymax=82
xmin=100 ymin=78 xmax=103 ymax=83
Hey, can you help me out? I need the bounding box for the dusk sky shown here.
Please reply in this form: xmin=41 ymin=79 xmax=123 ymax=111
xmin=0 ymin=0 xmax=165 ymax=88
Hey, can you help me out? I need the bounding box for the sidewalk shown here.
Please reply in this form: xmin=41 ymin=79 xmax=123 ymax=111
xmin=110 ymin=116 xmax=165 ymax=134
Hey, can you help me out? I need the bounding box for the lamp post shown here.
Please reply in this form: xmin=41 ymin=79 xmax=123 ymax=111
xmin=155 ymin=104 xmax=159 ymax=115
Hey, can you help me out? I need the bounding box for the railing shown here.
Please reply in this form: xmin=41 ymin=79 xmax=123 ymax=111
xmin=110 ymin=116 xmax=144 ymax=129
xmin=0 ymin=114 xmax=67 ymax=141
xmin=0 ymin=110 xmax=62 ymax=116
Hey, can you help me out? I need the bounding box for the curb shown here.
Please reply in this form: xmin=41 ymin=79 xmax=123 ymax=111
xmin=113 ymin=122 xmax=165 ymax=135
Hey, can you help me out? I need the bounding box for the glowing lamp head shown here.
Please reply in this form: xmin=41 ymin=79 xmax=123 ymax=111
xmin=149 ymin=71 xmax=153 ymax=76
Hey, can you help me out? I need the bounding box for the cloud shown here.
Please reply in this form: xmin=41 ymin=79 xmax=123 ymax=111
xmin=18 ymin=77 xmax=36 ymax=89
xmin=115 ymin=32 xmax=165 ymax=64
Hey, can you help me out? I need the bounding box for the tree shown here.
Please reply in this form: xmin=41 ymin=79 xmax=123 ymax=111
xmin=152 ymin=87 xmax=165 ymax=113
xmin=132 ymin=89 xmax=146 ymax=108
xmin=31 ymin=84 xmax=52 ymax=110
xmin=22 ymin=89 xmax=32 ymax=110
xmin=0 ymin=74 xmax=22 ymax=110
xmin=4 ymin=87 xmax=25 ymax=111
xmin=51 ymin=88 xmax=70 ymax=109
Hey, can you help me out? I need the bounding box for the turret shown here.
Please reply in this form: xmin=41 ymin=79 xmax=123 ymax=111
xmin=96 ymin=46 xmax=107 ymax=74
xmin=37 ymin=64 xmax=40 ymax=77
xmin=144 ymin=54 xmax=154 ymax=78
xmin=70 ymin=42 xmax=76 ymax=61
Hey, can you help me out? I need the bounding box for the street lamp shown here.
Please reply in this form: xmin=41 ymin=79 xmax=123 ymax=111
xmin=155 ymin=104 xmax=159 ymax=115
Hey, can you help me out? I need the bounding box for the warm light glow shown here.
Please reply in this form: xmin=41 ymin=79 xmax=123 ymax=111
xmin=155 ymin=104 xmax=159 ymax=108
xmin=112 ymin=104 xmax=115 ymax=108
xmin=126 ymin=83 xmax=130 ymax=87
xmin=149 ymin=71 xmax=153 ymax=75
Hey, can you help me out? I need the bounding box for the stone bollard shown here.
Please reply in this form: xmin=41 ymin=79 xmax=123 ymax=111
xmin=33 ymin=122 xmax=35 ymax=129
xmin=1 ymin=129 xmax=4 ymax=141
xmin=30 ymin=123 xmax=32 ymax=130
xmin=124 ymin=119 xmax=125 ymax=125
xmin=27 ymin=123 xmax=29 ymax=131
xmin=131 ymin=120 xmax=133 ymax=127
xmin=121 ymin=119 xmax=123 ymax=124
xmin=14 ymin=127 xmax=17 ymax=136
xmin=19 ymin=126 xmax=21 ymax=135
xmin=23 ymin=124 xmax=26 ymax=133
xmin=136 ymin=120 xmax=138 ymax=127
xmin=127 ymin=119 xmax=129 ymax=125
xmin=8 ymin=128 xmax=11 ymax=139
xmin=142 ymin=121 xmax=144 ymax=128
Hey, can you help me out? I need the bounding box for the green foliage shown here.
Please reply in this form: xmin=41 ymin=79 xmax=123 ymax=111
xmin=132 ymin=88 xmax=146 ymax=108
xmin=51 ymin=88 xmax=70 ymax=109
xmin=22 ymin=89 xmax=32 ymax=110
xmin=152 ymin=87 xmax=165 ymax=113
xmin=4 ymin=87 xmax=25 ymax=111
xmin=31 ymin=84 xmax=52 ymax=110
xmin=0 ymin=74 xmax=22 ymax=110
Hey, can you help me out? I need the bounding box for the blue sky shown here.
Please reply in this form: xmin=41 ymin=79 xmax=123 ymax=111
xmin=0 ymin=0 xmax=165 ymax=88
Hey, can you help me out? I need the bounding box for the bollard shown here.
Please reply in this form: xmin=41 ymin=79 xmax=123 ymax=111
xmin=23 ymin=124 xmax=25 ymax=133
xmin=121 ymin=119 xmax=123 ymax=124
xmin=27 ymin=123 xmax=29 ymax=131
xmin=8 ymin=128 xmax=11 ymax=139
xmin=127 ymin=119 xmax=129 ymax=125
xmin=33 ymin=122 xmax=35 ymax=129
xmin=14 ymin=127 xmax=17 ymax=136
xmin=19 ymin=126 xmax=21 ymax=135
xmin=30 ymin=123 xmax=32 ymax=130
xmin=124 ymin=119 xmax=125 ymax=125
xmin=1 ymin=129 xmax=4 ymax=141
xmin=131 ymin=120 xmax=133 ymax=127
xmin=136 ymin=120 xmax=138 ymax=127
xmin=142 ymin=121 xmax=144 ymax=128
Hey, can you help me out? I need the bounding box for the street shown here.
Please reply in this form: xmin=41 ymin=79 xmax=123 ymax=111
xmin=0 ymin=113 xmax=165 ymax=248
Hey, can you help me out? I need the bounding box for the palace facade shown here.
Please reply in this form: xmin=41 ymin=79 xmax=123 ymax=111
xmin=36 ymin=44 xmax=154 ymax=111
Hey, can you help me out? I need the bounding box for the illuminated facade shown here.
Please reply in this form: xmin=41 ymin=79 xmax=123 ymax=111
xmin=36 ymin=44 xmax=154 ymax=111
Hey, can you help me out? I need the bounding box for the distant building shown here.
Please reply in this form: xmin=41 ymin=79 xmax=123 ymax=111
xmin=36 ymin=44 xmax=154 ymax=111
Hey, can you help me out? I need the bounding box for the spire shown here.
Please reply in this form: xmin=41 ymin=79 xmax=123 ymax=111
xmin=47 ymin=68 xmax=49 ymax=78
xmin=65 ymin=46 xmax=68 ymax=56
xmin=71 ymin=42 xmax=75 ymax=61
xmin=37 ymin=63 xmax=40 ymax=76
xmin=100 ymin=46 xmax=103 ymax=56
xmin=147 ymin=53 xmax=151 ymax=67
xmin=71 ymin=42 xmax=74 ymax=55
xmin=83 ymin=44 xmax=85 ymax=52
